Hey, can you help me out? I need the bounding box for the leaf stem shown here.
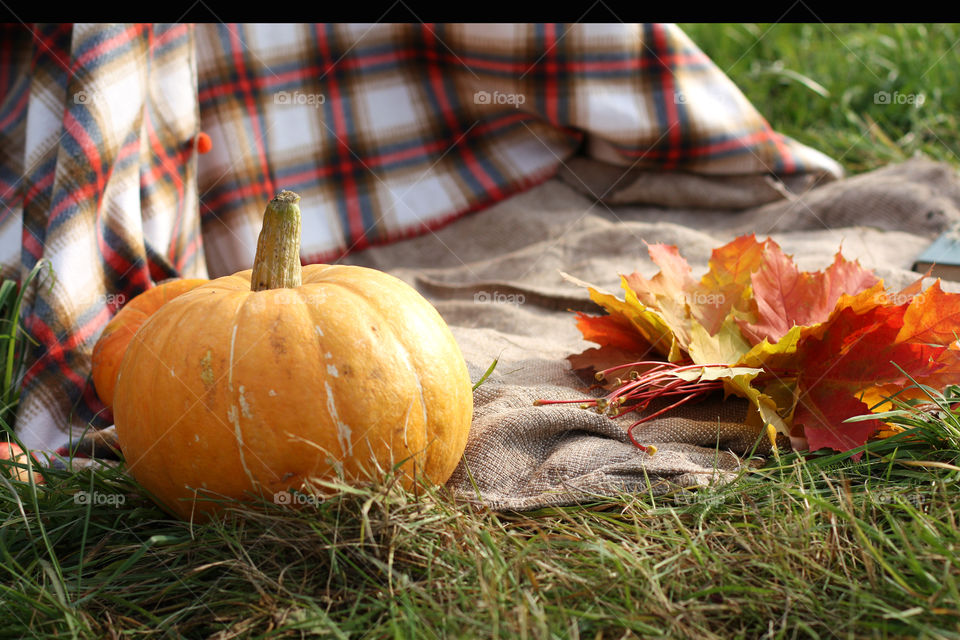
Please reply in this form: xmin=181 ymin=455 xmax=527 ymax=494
xmin=538 ymin=359 xmax=734 ymax=453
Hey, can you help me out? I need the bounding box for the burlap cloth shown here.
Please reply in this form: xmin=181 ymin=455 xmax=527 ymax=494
xmin=335 ymin=156 xmax=960 ymax=511
xmin=70 ymin=158 xmax=960 ymax=510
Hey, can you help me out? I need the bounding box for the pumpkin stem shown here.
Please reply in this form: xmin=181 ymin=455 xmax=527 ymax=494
xmin=251 ymin=190 xmax=303 ymax=291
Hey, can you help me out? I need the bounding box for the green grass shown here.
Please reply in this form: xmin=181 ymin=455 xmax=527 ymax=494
xmin=3 ymin=23 xmax=960 ymax=639
xmin=2 ymin=418 xmax=959 ymax=638
xmin=0 ymin=260 xmax=51 ymax=433
xmin=680 ymin=23 xmax=960 ymax=173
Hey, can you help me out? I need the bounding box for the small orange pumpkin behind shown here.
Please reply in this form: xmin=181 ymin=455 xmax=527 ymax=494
xmin=92 ymin=278 xmax=207 ymax=409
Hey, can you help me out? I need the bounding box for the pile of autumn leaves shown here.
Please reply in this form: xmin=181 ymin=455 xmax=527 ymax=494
xmin=565 ymin=235 xmax=960 ymax=457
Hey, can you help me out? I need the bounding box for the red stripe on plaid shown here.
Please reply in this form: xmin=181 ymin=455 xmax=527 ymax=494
xmin=21 ymin=306 xmax=111 ymax=390
xmin=0 ymin=89 xmax=29 ymax=131
xmin=651 ymin=24 xmax=683 ymax=170
xmin=198 ymin=65 xmax=321 ymax=103
xmin=421 ymin=24 xmax=505 ymax=201
xmin=197 ymin=50 xmax=717 ymax=107
xmin=175 ymin=231 xmax=201 ymax=272
xmin=226 ymin=25 xmax=274 ymax=199
xmin=28 ymin=23 xmax=73 ymax=75
xmin=543 ymin=24 xmax=559 ymax=125
xmin=63 ymin=110 xmax=106 ymax=201
xmin=23 ymin=168 xmax=55 ymax=211
xmin=72 ymin=24 xmax=144 ymax=74
xmin=201 ymin=181 xmax=274 ymax=213
xmin=153 ymin=23 xmax=189 ymax=49
xmin=315 ymin=24 xmax=367 ymax=245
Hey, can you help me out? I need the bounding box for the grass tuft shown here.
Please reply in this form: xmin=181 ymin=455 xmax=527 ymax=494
xmin=0 ymin=259 xmax=52 ymax=434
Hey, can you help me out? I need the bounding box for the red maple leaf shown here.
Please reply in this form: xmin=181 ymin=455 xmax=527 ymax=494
xmin=741 ymin=243 xmax=879 ymax=345
xmin=574 ymin=312 xmax=652 ymax=352
xmin=794 ymin=292 xmax=952 ymax=456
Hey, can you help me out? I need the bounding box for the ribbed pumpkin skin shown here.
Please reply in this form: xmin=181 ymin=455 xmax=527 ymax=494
xmin=113 ymin=265 xmax=473 ymax=520
xmin=92 ymin=279 xmax=208 ymax=408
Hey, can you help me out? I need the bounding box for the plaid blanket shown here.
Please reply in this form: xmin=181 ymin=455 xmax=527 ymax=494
xmin=0 ymin=23 xmax=842 ymax=452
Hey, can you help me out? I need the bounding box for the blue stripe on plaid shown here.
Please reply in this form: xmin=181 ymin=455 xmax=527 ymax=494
xmin=144 ymin=241 xmax=181 ymax=282
xmin=312 ymin=24 xmax=351 ymax=243
xmin=70 ymin=25 xmax=145 ymax=78
xmin=642 ymin=23 xmax=674 ymax=163
xmin=151 ymin=24 xmax=191 ymax=58
xmin=101 ymin=223 xmax=149 ymax=282
xmin=327 ymin=35 xmax=379 ymax=236
xmin=0 ymin=159 xmax=24 ymax=208
xmin=212 ymin=24 xmax=275 ymax=195
xmin=662 ymin=22 xmax=692 ymax=160
xmin=0 ymin=75 xmax=30 ymax=129
xmin=21 ymin=164 xmax=59 ymax=272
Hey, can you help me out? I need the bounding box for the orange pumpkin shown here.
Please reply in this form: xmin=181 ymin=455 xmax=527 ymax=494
xmin=113 ymin=191 xmax=473 ymax=520
xmin=92 ymin=278 xmax=207 ymax=408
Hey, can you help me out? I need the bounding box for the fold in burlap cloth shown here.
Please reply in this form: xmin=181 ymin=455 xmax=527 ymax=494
xmin=333 ymin=156 xmax=960 ymax=511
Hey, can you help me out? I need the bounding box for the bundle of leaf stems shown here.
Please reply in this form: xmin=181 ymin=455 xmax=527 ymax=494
xmin=536 ymin=360 xmax=737 ymax=455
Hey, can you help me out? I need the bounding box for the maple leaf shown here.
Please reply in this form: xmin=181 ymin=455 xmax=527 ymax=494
xmin=694 ymin=234 xmax=767 ymax=335
xmin=567 ymin=308 xmax=660 ymax=387
xmin=688 ymin=318 xmax=752 ymax=366
xmin=625 ymin=236 xmax=767 ymax=341
xmin=562 ymin=272 xmax=682 ymax=361
xmin=669 ymin=365 xmax=765 ymax=382
xmin=624 ymin=243 xmax=698 ymax=350
xmin=573 ymin=312 xmax=652 ymax=352
xmin=896 ymin=279 xmax=960 ymax=345
xmin=741 ymin=242 xmax=879 ymax=345
xmin=792 ymin=280 xmax=958 ymax=456
xmin=793 ymin=382 xmax=882 ymax=456
xmin=625 ymin=243 xmax=698 ymax=308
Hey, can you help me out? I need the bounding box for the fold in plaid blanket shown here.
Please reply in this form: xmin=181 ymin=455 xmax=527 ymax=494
xmin=0 ymin=23 xmax=842 ymax=451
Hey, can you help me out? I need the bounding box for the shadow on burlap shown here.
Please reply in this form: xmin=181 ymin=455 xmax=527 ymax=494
xmin=336 ymin=156 xmax=960 ymax=511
